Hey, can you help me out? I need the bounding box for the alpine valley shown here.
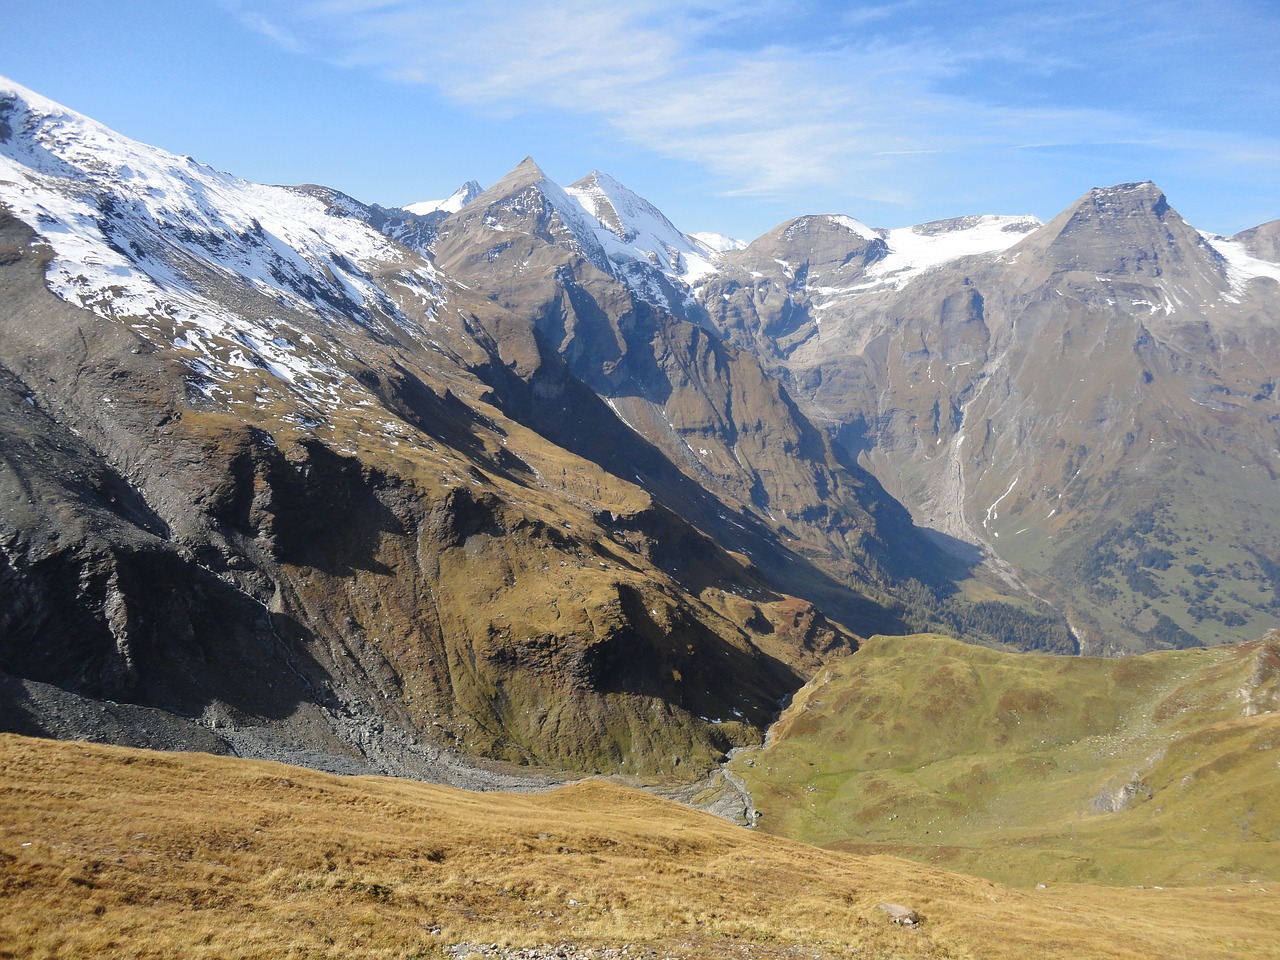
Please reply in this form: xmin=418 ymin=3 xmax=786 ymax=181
xmin=3 ymin=72 xmax=1280 ymax=959
xmin=3 ymin=71 xmax=1280 ymax=776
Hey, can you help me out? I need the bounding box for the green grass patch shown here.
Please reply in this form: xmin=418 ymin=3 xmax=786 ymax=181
xmin=733 ymin=632 xmax=1280 ymax=887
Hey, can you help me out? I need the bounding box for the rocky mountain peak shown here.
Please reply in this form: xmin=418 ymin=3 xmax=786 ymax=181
xmin=568 ymin=170 xmax=673 ymax=243
xmin=1009 ymin=180 xmax=1223 ymax=283
xmin=785 ymin=213 xmax=883 ymax=243
xmin=736 ymin=214 xmax=888 ymax=281
xmin=1054 ymin=181 xmax=1177 ymax=238
xmin=563 ymin=170 xmax=722 ymax=293
xmin=435 ymin=156 xmax=612 ymax=272
xmin=465 ymin=156 xmax=544 ymax=203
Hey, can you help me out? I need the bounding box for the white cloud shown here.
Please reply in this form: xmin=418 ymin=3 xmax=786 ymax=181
xmin=229 ymin=0 xmax=1280 ymax=214
xmin=231 ymin=7 xmax=309 ymax=52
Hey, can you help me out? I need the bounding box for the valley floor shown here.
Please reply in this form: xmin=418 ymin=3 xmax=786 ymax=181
xmin=1 ymin=734 xmax=1277 ymax=960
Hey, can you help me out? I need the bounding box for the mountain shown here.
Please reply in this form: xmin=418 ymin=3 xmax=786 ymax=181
xmin=428 ymin=157 xmax=956 ymax=605
xmin=403 ymin=179 xmax=483 ymax=216
xmin=3 ymin=73 xmax=1277 ymax=789
xmin=562 ymin=169 xmax=725 ymax=309
xmin=688 ymin=212 xmax=1040 ymax=368
xmin=419 ymin=160 xmax=1074 ymax=649
xmin=3 ymin=69 xmax=1279 ymax=960
xmin=692 ymin=183 xmax=1280 ymax=654
xmin=0 ymin=78 xmax=882 ymax=780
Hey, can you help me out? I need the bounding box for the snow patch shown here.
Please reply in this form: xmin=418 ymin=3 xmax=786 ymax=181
xmin=824 ymin=214 xmax=880 ymax=241
xmin=1199 ymin=232 xmax=1280 ymax=292
xmin=403 ymin=180 xmax=482 ymax=216
xmin=983 ymin=475 xmax=1020 ymax=530
xmin=690 ymin=231 xmax=747 ymax=254
xmin=856 ymin=215 xmax=1041 ymax=292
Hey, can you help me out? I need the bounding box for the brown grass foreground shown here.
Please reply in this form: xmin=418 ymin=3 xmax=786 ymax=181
xmin=0 ymin=734 xmax=1276 ymax=959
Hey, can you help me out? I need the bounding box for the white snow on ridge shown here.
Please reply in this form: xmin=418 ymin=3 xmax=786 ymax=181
xmin=691 ymin=231 xmax=747 ymax=254
xmin=824 ymin=214 xmax=881 ymax=241
xmin=403 ymin=180 xmax=482 ymax=216
xmin=1199 ymin=231 xmax=1280 ymax=291
xmin=0 ymin=75 xmax=446 ymax=411
xmin=564 ymin=171 xmax=724 ymax=286
xmin=859 ymin=215 xmax=1041 ymax=292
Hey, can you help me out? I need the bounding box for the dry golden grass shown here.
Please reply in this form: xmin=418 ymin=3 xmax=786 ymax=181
xmin=1 ymin=733 xmax=1277 ymax=959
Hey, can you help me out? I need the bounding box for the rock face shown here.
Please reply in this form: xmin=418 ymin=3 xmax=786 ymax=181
xmin=694 ymin=213 xmax=890 ymax=367
xmin=1233 ymin=219 xmax=1280 ymax=264
xmin=694 ymin=184 xmax=1280 ymax=653
xmin=0 ymin=80 xmax=857 ymax=779
xmin=876 ymin=903 xmax=923 ymax=927
xmin=429 ymin=159 xmax=955 ymax=618
xmin=3 ymin=74 xmax=1275 ymax=783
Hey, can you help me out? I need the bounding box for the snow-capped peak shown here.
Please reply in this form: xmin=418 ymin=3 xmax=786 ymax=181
xmin=564 ymin=171 xmax=724 ymax=286
xmin=402 ymin=180 xmax=483 ymax=217
xmin=569 ymin=171 xmax=680 ymax=243
xmin=823 ymin=214 xmax=881 ymax=242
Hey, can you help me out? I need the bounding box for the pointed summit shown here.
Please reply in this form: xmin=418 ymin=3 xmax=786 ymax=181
xmin=1052 ymin=181 xmax=1179 ymax=240
xmin=433 ymin=156 xmax=613 ymax=274
xmin=568 ymin=170 xmax=656 ymax=241
xmin=564 ymin=170 xmax=723 ymax=286
xmin=485 ymin=155 xmax=549 ymax=194
xmin=567 ymin=169 xmax=688 ymax=245
xmin=445 ymin=156 xmax=557 ymax=217
xmin=1012 ymin=181 xmax=1222 ymax=280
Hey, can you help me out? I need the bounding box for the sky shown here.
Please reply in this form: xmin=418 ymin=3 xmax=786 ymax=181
xmin=2 ymin=0 xmax=1278 ymax=240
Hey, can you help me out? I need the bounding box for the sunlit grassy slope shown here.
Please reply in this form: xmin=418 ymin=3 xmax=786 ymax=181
xmin=2 ymin=734 xmax=1279 ymax=959
xmin=731 ymin=633 xmax=1280 ymax=888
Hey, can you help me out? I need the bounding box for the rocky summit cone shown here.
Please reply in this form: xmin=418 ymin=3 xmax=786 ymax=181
xmin=1006 ymin=181 xmax=1230 ymax=295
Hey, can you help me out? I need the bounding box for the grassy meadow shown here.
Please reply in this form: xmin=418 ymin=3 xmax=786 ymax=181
xmin=1 ymin=733 xmax=1278 ymax=959
xmin=731 ymin=633 xmax=1280 ymax=888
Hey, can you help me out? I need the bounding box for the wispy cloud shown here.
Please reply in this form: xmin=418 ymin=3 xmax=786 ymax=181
xmin=226 ymin=0 xmax=1280 ymax=215
xmin=233 ymin=7 xmax=309 ymax=52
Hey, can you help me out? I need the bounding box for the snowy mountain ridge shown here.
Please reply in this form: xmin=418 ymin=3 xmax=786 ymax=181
xmin=854 ymin=214 xmax=1043 ymax=292
xmin=564 ymin=170 xmax=724 ymax=285
xmin=403 ymin=180 xmax=483 ymax=216
xmin=0 ymin=75 xmax=446 ymax=417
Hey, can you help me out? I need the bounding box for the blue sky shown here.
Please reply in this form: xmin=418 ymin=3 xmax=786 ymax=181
xmin=2 ymin=0 xmax=1278 ymax=240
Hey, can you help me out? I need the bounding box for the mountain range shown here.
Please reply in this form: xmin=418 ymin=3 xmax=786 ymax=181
xmin=1 ymin=75 xmax=1278 ymax=784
